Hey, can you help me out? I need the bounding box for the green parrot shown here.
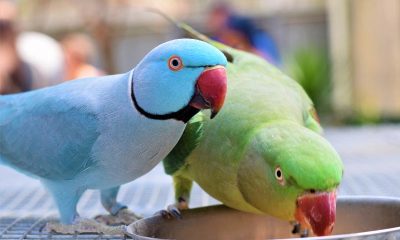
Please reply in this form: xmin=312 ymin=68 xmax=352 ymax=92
xmin=162 ymin=23 xmax=343 ymax=237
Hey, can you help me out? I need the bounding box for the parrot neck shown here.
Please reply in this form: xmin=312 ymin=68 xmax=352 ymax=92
xmin=129 ymin=70 xmax=200 ymax=123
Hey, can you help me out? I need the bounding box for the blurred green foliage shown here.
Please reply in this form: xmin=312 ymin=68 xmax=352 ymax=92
xmin=287 ymin=48 xmax=331 ymax=117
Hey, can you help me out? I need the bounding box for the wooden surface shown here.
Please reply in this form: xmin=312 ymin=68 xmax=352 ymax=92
xmin=329 ymin=0 xmax=400 ymax=119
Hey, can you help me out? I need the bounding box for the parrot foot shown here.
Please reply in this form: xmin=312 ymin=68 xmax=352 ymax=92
xmin=291 ymin=222 xmax=301 ymax=234
xmin=95 ymin=208 xmax=142 ymax=225
xmin=300 ymin=229 xmax=309 ymax=238
xmin=157 ymin=205 xmax=182 ymax=219
xmin=155 ymin=197 xmax=188 ymax=219
xmin=45 ymin=218 xmax=127 ymax=235
xmin=290 ymin=221 xmax=309 ymax=238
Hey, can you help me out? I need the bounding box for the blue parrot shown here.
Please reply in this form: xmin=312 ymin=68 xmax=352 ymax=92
xmin=0 ymin=39 xmax=228 ymax=234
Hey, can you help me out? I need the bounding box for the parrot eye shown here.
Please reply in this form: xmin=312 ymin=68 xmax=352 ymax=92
xmin=275 ymin=167 xmax=284 ymax=183
xmin=168 ymin=55 xmax=183 ymax=71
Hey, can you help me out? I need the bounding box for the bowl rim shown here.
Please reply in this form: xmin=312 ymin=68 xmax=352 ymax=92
xmin=126 ymin=195 xmax=400 ymax=240
xmin=289 ymin=195 xmax=400 ymax=240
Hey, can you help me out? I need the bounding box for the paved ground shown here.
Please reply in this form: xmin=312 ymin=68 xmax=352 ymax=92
xmin=0 ymin=124 xmax=399 ymax=238
xmin=324 ymin=125 xmax=400 ymax=196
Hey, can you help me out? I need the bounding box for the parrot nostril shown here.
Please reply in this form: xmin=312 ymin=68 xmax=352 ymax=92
xmin=310 ymin=189 xmax=316 ymax=194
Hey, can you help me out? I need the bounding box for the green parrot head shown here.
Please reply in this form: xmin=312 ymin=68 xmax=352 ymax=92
xmin=238 ymin=121 xmax=343 ymax=236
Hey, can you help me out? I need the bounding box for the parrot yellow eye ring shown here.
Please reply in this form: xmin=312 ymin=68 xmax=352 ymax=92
xmin=168 ymin=55 xmax=183 ymax=71
xmin=275 ymin=167 xmax=284 ymax=182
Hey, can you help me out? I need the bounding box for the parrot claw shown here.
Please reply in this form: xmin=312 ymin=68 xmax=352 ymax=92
xmin=155 ymin=206 xmax=182 ymax=219
xmin=168 ymin=205 xmax=183 ymax=219
xmin=95 ymin=208 xmax=142 ymax=225
xmin=291 ymin=222 xmax=301 ymax=234
xmin=300 ymin=229 xmax=309 ymax=238
xmin=44 ymin=218 xmax=127 ymax=235
xmin=290 ymin=221 xmax=309 ymax=238
xmin=155 ymin=198 xmax=188 ymax=220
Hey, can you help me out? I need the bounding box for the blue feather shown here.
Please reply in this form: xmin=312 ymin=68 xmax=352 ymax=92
xmin=0 ymin=38 xmax=227 ymax=225
xmin=0 ymin=77 xmax=105 ymax=179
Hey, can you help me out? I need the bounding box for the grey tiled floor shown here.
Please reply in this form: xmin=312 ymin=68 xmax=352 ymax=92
xmin=1 ymin=124 xmax=400 ymax=238
xmin=324 ymin=125 xmax=400 ymax=197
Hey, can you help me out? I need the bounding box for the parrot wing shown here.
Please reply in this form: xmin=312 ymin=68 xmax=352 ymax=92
xmin=163 ymin=113 xmax=205 ymax=175
xmin=0 ymin=88 xmax=100 ymax=180
xmin=304 ymin=106 xmax=323 ymax=134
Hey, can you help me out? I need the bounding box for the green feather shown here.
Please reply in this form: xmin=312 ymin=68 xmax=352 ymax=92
xmin=163 ymin=113 xmax=205 ymax=175
xmin=162 ymin=20 xmax=343 ymax=224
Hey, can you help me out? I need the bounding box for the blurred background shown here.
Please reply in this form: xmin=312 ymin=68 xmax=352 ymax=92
xmin=1 ymin=0 xmax=399 ymax=123
xmin=0 ymin=0 xmax=400 ymax=234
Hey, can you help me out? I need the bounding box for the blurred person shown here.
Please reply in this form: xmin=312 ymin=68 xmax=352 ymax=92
xmin=207 ymin=3 xmax=281 ymax=66
xmin=61 ymin=33 xmax=104 ymax=80
xmin=0 ymin=0 xmax=33 ymax=94
xmin=0 ymin=0 xmax=16 ymax=20
xmin=0 ymin=0 xmax=64 ymax=93
xmin=17 ymin=32 xmax=65 ymax=88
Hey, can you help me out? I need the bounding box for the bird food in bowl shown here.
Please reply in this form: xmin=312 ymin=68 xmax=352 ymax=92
xmin=126 ymin=196 xmax=400 ymax=240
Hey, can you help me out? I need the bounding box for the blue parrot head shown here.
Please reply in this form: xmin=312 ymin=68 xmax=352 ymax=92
xmin=132 ymin=38 xmax=228 ymax=122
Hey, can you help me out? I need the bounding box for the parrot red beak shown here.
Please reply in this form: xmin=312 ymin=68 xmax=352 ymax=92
xmin=295 ymin=191 xmax=337 ymax=236
xmin=190 ymin=65 xmax=227 ymax=119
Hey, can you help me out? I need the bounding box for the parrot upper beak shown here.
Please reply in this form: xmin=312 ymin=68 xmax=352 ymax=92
xmin=189 ymin=65 xmax=227 ymax=119
xmin=295 ymin=191 xmax=337 ymax=236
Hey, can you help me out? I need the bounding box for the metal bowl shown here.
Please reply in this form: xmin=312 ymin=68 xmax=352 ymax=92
xmin=126 ymin=196 xmax=400 ymax=240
